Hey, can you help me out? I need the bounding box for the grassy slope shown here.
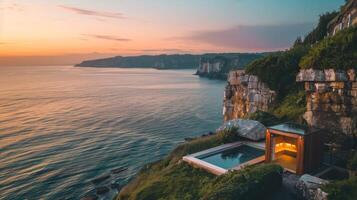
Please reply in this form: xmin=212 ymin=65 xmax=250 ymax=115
xmin=118 ymin=135 xmax=222 ymax=200
xmin=118 ymin=135 xmax=283 ymax=200
xmin=300 ymin=26 xmax=357 ymax=70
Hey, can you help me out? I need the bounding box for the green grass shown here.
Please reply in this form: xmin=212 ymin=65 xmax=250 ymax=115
xmin=118 ymin=135 xmax=283 ymax=200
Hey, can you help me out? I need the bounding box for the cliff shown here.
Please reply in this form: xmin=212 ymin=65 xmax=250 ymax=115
xmin=297 ymin=69 xmax=356 ymax=135
xmin=76 ymin=54 xmax=199 ymax=69
xmin=223 ymin=70 xmax=276 ymax=121
xmin=195 ymin=53 xmax=264 ymax=80
xmin=327 ymin=0 xmax=357 ymax=36
xmin=76 ymin=53 xmax=263 ymax=71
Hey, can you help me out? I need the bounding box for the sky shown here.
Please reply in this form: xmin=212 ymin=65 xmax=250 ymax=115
xmin=0 ymin=0 xmax=345 ymax=65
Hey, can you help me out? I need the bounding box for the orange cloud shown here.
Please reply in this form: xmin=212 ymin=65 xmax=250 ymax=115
xmin=82 ymin=34 xmax=131 ymax=42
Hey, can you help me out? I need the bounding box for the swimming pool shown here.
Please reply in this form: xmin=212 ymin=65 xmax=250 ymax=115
xmin=183 ymin=142 xmax=265 ymax=175
xmin=198 ymin=145 xmax=265 ymax=169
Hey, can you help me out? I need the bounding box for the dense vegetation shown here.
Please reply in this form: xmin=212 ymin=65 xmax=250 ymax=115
xmin=118 ymin=135 xmax=283 ymax=200
xmin=302 ymin=12 xmax=338 ymax=45
xmin=323 ymin=176 xmax=357 ymax=200
xmin=244 ymin=12 xmax=341 ymax=97
xmin=300 ymin=26 xmax=357 ymax=70
xmin=245 ymin=44 xmax=309 ymax=99
xmin=244 ymin=11 xmax=356 ymax=123
xmin=77 ymin=53 xmax=264 ymax=70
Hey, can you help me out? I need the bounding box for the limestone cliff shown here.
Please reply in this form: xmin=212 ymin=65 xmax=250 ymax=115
xmin=196 ymin=57 xmax=238 ymax=80
xmin=296 ymin=69 xmax=357 ymax=135
xmin=195 ymin=53 xmax=264 ymax=80
xmin=223 ymin=70 xmax=276 ymax=121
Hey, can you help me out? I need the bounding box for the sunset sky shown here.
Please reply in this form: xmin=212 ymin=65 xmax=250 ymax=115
xmin=0 ymin=0 xmax=345 ymax=65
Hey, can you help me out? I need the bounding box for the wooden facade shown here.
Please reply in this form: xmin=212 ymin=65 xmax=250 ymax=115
xmin=265 ymin=123 xmax=323 ymax=175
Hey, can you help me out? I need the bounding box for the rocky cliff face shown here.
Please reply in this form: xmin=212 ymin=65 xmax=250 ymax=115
xmin=296 ymin=69 xmax=357 ymax=135
xmin=196 ymin=60 xmax=225 ymax=74
xmin=196 ymin=57 xmax=240 ymax=80
xmin=223 ymin=70 xmax=276 ymax=121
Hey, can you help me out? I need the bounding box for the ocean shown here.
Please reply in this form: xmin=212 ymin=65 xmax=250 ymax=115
xmin=0 ymin=66 xmax=226 ymax=200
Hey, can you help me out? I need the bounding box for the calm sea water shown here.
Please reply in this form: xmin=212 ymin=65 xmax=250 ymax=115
xmin=0 ymin=66 xmax=225 ymax=200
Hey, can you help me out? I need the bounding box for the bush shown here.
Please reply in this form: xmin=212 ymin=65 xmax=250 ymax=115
xmin=245 ymin=44 xmax=309 ymax=99
xmin=200 ymin=164 xmax=283 ymax=200
xmin=272 ymin=90 xmax=306 ymax=122
xmin=323 ymin=176 xmax=357 ymax=200
xmin=244 ymin=111 xmax=281 ymax=126
xmin=217 ymin=127 xmax=240 ymax=144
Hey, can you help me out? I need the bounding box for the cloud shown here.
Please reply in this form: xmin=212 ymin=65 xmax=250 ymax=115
xmin=139 ymin=48 xmax=188 ymax=52
xmin=0 ymin=3 xmax=24 ymax=12
xmin=82 ymin=34 xmax=131 ymax=42
xmin=174 ymin=23 xmax=314 ymax=51
xmin=59 ymin=5 xmax=125 ymax=19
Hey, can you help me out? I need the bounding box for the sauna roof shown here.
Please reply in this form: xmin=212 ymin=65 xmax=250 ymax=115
xmin=268 ymin=123 xmax=309 ymax=136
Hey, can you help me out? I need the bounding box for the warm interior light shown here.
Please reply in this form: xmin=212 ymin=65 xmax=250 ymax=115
xmin=275 ymin=142 xmax=297 ymax=153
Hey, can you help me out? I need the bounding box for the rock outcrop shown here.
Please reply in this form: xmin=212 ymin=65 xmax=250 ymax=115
xmin=195 ymin=57 xmax=240 ymax=80
xmin=195 ymin=53 xmax=264 ymax=80
xmin=217 ymin=119 xmax=266 ymax=141
xmin=296 ymin=69 xmax=357 ymax=135
xmin=327 ymin=0 xmax=357 ymax=36
xmin=196 ymin=60 xmax=225 ymax=74
xmin=223 ymin=70 xmax=276 ymax=121
xmin=296 ymin=174 xmax=329 ymax=200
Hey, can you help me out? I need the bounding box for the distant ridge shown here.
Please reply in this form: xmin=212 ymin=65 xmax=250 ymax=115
xmin=76 ymin=53 xmax=266 ymax=70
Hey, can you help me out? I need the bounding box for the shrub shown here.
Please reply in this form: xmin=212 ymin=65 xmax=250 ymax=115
xmin=245 ymin=44 xmax=309 ymax=99
xmin=244 ymin=111 xmax=281 ymax=126
xmin=200 ymin=164 xmax=283 ymax=200
xmin=323 ymin=176 xmax=357 ymax=200
xmin=272 ymin=90 xmax=306 ymax=122
xmin=217 ymin=126 xmax=240 ymax=144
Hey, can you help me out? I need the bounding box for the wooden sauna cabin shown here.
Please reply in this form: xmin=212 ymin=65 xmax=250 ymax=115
xmin=265 ymin=123 xmax=323 ymax=175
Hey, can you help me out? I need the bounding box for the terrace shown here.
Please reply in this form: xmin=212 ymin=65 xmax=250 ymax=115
xmin=183 ymin=121 xmax=323 ymax=176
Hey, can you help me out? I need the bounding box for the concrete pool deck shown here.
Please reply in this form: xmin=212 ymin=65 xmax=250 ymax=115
xmin=182 ymin=141 xmax=265 ymax=175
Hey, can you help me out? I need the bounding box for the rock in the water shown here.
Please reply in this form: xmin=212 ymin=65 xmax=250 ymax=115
xmin=296 ymin=174 xmax=329 ymax=200
xmin=217 ymin=119 xmax=266 ymax=141
xmin=95 ymin=186 xmax=110 ymax=195
xmin=91 ymin=174 xmax=111 ymax=184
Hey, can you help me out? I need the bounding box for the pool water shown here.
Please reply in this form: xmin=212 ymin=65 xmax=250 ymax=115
xmin=198 ymin=145 xmax=265 ymax=169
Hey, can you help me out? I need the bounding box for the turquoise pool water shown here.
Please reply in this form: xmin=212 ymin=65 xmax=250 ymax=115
xmin=198 ymin=145 xmax=265 ymax=169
